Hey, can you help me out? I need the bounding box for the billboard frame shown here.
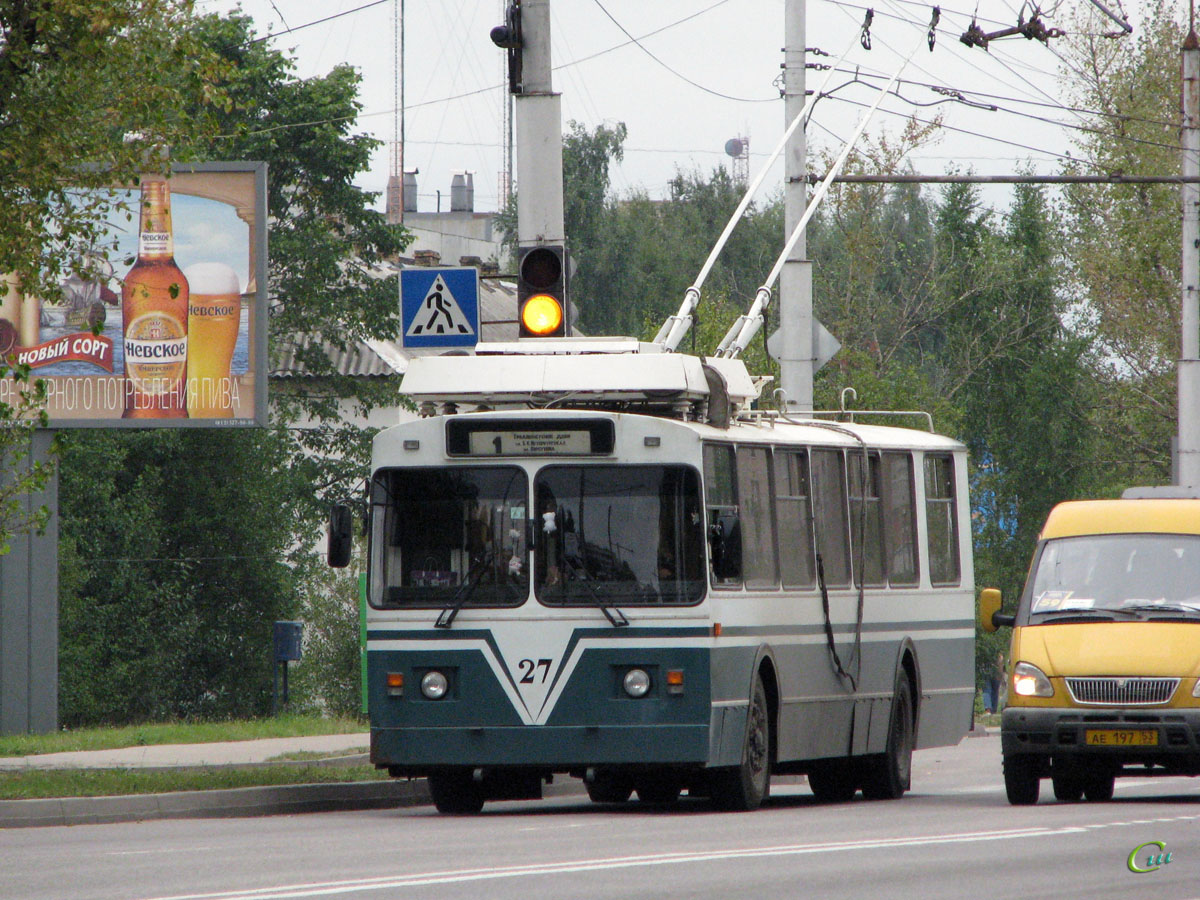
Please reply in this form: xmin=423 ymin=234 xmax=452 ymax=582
xmin=25 ymin=160 xmax=269 ymax=429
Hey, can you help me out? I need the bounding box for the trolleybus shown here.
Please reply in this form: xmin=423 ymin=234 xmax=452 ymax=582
xmin=329 ymin=340 xmax=975 ymax=813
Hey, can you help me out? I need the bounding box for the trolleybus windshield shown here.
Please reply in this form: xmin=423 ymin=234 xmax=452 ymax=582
xmin=533 ymin=465 xmax=705 ymax=606
xmin=370 ymin=466 xmax=529 ymax=608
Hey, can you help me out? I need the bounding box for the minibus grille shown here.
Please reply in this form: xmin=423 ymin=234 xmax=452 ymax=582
xmin=1066 ymin=677 xmax=1180 ymax=706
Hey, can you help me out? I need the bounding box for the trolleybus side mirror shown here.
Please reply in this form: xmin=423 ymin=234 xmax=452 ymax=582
xmin=328 ymin=503 xmax=353 ymax=568
xmin=709 ymin=513 xmax=742 ymax=581
xmin=978 ymin=587 xmax=1013 ymax=632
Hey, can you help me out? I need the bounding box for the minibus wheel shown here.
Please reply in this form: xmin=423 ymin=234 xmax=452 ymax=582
xmin=1003 ymin=752 xmax=1040 ymax=805
xmin=1083 ymin=770 xmax=1115 ymax=802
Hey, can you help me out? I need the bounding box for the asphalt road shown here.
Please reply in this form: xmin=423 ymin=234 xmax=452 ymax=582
xmin=7 ymin=735 xmax=1200 ymax=900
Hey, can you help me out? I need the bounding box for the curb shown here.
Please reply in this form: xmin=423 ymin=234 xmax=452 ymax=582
xmin=0 ymin=779 xmax=431 ymax=829
xmin=0 ymin=777 xmax=592 ymax=829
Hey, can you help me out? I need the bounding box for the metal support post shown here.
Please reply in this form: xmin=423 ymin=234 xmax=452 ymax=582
xmin=1180 ymin=29 xmax=1200 ymax=487
xmin=780 ymin=0 xmax=814 ymax=411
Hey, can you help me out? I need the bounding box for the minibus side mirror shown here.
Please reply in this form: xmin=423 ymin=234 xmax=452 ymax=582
xmin=709 ymin=513 xmax=742 ymax=580
xmin=978 ymin=587 xmax=1013 ymax=631
xmin=328 ymin=503 xmax=353 ymax=568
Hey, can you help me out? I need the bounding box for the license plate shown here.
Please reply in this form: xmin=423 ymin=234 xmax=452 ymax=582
xmin=1085 ymin=729 xmax=1158 ymax=747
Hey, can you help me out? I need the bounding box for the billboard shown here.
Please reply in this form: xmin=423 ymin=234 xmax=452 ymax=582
xmin=0 ymin=162 xmax=268 ymax=427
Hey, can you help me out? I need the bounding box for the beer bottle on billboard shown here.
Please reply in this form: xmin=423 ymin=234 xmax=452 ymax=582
xmin=122 ymin=177 xmax=189 ymax=418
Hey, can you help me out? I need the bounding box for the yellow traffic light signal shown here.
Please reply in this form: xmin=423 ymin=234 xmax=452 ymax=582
xmin=517 ymin=246 xmax=567 ymax=337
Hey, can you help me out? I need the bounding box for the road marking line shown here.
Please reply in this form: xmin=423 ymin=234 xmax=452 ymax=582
xmin=135 ymin=825 xmax=1122 ymax=900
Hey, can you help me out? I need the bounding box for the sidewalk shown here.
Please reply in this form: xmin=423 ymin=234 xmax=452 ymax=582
xmin=0 ymin=732 xmax=371 ymax=770
xmin=0 ymin=733 xmax=436 ymax=829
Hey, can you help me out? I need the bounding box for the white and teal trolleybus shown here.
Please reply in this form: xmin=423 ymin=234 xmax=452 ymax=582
xmin=329 ymin=339 xmax=975 ymax=813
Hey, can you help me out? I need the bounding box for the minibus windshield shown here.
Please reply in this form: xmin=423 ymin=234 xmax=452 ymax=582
xmin=1029 ymin=533 xmax=1200 ymax=618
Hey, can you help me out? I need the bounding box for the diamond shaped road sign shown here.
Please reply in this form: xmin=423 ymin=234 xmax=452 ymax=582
xmin=766 ymin=319 xmax=842 ymax=372
xmin=401 ymin=267 xmax=480 ymax=349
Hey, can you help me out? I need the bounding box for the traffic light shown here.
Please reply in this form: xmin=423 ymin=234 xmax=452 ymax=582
xmin=518 ymin=245 xmax=567 ymax=338
xmin=490 ymin=2 xmax=523 ymax=94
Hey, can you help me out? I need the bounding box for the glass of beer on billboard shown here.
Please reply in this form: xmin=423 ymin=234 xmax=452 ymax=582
xmin=185 ymin=262 xmax=241 ymax=418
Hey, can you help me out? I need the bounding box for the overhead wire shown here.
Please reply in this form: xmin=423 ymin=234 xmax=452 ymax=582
xmin=246 ymin=0 xmax=392 ymax=44
xmin=589 ymin=0 xmax=777 ymax=103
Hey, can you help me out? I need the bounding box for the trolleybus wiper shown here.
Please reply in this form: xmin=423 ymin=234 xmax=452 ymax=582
xmin=434 ymin=554 xmax=492 ymax=629
xmin=561 ymin=556 xmax=629 ymax=628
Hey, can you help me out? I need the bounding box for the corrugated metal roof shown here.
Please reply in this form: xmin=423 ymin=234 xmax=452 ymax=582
xmin=272 ymin=260 xmax=562 ymax=378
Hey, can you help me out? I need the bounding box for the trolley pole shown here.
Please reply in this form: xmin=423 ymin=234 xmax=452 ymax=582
xmin=1180 ymin=27 xmax=1200 ymax=488
xmin=780 ymin=0 xmax=814 ymax=412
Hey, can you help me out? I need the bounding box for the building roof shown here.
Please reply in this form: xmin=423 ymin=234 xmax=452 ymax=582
xmin=272 ymin=259 xmax=522 ymax=379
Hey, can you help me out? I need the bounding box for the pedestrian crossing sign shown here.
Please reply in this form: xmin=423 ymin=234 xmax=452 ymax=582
xmin=401 ymin=267 xmax=480 ymax=349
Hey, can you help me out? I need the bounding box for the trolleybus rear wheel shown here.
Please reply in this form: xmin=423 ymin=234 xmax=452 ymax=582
xmin=861 ymin=676 xmax=914 ymax=800
xmin=807 ymin=760 xmax=858 ymax=802
xmin=635 ymin=775 xmax=682 ymax=805
xmin=710 ymin=672 xmax=771 ymax=811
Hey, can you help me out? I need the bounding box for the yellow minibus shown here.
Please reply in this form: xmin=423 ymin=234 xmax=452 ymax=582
xmin=980 ymin=489 xmax=1200 ymax=804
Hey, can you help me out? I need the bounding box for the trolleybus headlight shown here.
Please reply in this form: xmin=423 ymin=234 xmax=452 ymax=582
xmin=623 ymin=668 xmax=651 ymax=698
xmin=1012 ymin=662 xmax=1053 ymax=698
xmin=421 ymin=670 xmax=450 ymax=700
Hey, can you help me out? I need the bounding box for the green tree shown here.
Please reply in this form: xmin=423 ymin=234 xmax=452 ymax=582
xmin=58 ymin=12 xmax=407 ymax=724
xmin=0 ymin=0 xmax=220 ymax=300
xmin=1060 ymin=0 xmax=1185 ymax=483
xmin=0 ymin=362 xmax=56 ymax=554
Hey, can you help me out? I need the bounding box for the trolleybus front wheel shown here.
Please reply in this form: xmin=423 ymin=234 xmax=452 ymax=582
xmin=586 ymin=770 xmax=634 ymax=803
xmin=709 ymin=672 xmax=771 ymax=811
xmin=428 ymin=770 xmax=486 ymax=814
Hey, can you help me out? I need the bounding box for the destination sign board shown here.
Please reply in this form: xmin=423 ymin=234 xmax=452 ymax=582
xmin=446 ymin=418 xmax=615 ymax=457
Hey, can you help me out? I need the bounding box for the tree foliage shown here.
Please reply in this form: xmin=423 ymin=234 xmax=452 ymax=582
xmin=0 ymin=0 xmax=221 ymax=300
xmin=58 ymin=11 xmax=407 ymax=724
xmin=1060 ymin=0 xmax=1186 ymax=483
xmin=0 ymin=361 xmax=56 ymax=554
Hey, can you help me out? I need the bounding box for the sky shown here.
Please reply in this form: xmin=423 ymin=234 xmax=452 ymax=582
xmin=198 ymin=0 xmax=1146 ymax=215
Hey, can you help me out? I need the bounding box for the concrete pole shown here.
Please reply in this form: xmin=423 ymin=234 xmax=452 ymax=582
xmin=0 ymin=430 xmax=58 ymax=735
xmin=1179 ymin=29 xmax=1200 ymax=487
xmin=780 ymin=0 xmax=814 ymax=412
xmin=515 ymin=0 xmax=566 ymax=249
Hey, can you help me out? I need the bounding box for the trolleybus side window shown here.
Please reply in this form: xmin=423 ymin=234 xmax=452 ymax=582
xmin=737 ymin=446 xmax=779 ymax=590
xmin=704 ymin=444 xmax=741 ymax=587
xmin=881 ymin=452 xmax=919 ymax=586
xmin=773 ymin=449 xmax=816 ymax=588
xmin=924 ymin=454 xmax=961 ymax=585
xmin=369 ymin=467 xmax=529 ymax=608
xmin=811 ymin=449 xmax=851 ymax=587
xmin=533 ymin=465 xmax=704 ymax=606
xmin=848 ymin=452 xmax=886 ymax=588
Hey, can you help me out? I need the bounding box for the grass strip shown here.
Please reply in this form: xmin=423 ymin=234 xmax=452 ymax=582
xmin=0 ymin=764 xmax=390 ymax=800
xmin=0 ymin=715 xmax=365 ymax=758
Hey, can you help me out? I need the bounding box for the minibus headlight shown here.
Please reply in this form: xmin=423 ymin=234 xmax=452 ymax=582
xmin=1012 ymin=662 xmax=1053 ymax=698
xmin=421 ymin=670 xmax=449 ymax=700
xmin=1192 ymin=677 xmax=1200 ymax=698
xmin=623 ymin=668 xmax=651 ymax=698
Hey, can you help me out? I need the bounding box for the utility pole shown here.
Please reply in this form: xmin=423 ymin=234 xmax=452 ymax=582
xmin=1180 ymin=25 xmax=1200 ymax=487
xmin=780 ymin=0 xmax=814 ymax=412
xmin=513 ymin=0 xmax=565 ymax=252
